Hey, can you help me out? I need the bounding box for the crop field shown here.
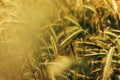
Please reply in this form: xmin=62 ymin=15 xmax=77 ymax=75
xmin=0 ymin=0 xmax=120 ymax=80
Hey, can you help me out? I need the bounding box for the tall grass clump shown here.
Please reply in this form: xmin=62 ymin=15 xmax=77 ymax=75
xmin=0 ymin=0 xmax=120 ymax=80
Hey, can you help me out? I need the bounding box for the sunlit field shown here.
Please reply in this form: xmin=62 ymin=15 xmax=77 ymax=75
xmin=0 ymin=0 xmax=120 ymax=80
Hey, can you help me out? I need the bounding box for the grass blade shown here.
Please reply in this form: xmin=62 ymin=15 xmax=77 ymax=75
xmin=102 ymin=47 xmax=115 ymax=80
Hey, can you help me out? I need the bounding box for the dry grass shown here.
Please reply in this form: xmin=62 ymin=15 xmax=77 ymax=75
xmin=0 ymin=0 xmax=120 ymax=80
